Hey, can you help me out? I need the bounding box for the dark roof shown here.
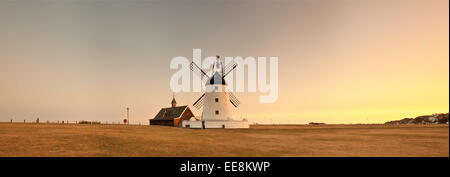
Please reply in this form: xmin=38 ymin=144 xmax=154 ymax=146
xmin=152 ymin=105 xmax=188 ymax=120
xmin=171 ymin=98 xmax=176 ymax=104
xmin=207 ymin=72 xmax=227 ymax=85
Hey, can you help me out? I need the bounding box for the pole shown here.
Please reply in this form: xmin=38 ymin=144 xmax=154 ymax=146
xmin=127 ymin=107 xmax=130 ymax=125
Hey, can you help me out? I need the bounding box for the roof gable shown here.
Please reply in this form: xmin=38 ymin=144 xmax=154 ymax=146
xmin=152 ymin=105 xmax=188 ymax=120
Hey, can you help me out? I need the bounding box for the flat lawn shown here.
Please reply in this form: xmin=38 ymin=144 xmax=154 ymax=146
xmin=0 ymin=123 xmax=448 ymax=157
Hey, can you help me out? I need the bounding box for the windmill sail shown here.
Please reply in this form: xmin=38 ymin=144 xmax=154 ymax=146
xmin=229 ymin=92 xmax=240 ymax=107
xmin=190 ymin=62 xmax=209 ymax=82
xmin=223 ymin=61 xmax=237 ymax=78
xmin=193 ymin=93 xmax=205 ymax=109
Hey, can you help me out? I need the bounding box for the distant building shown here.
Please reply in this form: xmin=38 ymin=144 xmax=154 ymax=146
xmin=149 ymin=98 xmax=196 ymax=127
xmin=384 ymin=113 xmax=449 ymax=125
xmin=309 ymin=122 xmax=325 ymax=125
xmin=78 ymin=120 xmax=100 ymax=124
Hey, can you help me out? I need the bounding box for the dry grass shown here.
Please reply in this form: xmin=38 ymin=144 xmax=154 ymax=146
xmin=0 ymin=123 xmax=448 ymax=157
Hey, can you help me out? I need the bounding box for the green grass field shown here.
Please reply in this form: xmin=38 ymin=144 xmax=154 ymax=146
xmin=0 ymin=123 xmax=448 ymax=157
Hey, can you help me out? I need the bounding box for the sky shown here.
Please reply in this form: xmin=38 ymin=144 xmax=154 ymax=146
xmin=0 ymin=0 xmax=448 ymax=124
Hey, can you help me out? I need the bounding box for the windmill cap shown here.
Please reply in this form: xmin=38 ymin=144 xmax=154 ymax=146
xmin=206 ymin=72 xmax=227 ymax=85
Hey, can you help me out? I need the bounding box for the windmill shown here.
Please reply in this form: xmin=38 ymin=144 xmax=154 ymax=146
xmin=190 ymin=55 xmax=241 ymax=122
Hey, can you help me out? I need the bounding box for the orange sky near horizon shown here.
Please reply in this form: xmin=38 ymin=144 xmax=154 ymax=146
xmin=0 ymin=0 xmax=448 ymax=124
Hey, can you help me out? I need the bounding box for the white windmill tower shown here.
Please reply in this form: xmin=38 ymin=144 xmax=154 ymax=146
xmin=185 ymin=55 xmax=248 ymax=129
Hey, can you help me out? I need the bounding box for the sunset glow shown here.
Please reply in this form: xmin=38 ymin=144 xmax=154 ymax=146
xmin=0 ymin=0 xmax=448 ymax=124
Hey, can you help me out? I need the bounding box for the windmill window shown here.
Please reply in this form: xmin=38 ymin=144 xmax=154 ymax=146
xmin=215 ymin=110 xmax=219 ymax=115
xmin=215 ymin=98 xmax=219 ymax=102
